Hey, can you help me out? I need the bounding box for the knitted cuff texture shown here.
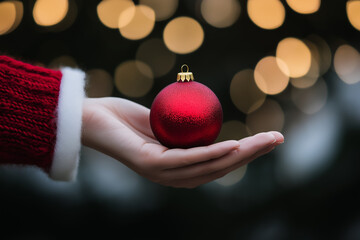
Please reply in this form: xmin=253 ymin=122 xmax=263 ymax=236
xmin=0 ymin=56 xmax=62 ymax=173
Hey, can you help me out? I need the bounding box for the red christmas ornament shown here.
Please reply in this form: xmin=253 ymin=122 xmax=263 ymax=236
xmin=150 ymin=64 xmax=223 ymax=148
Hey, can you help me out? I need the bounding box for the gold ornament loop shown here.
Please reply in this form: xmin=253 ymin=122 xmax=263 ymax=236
xmin=181 ymin=64 xmax=189 ymax=73
xmin=177 ymin=64 xmax=194 ymax=82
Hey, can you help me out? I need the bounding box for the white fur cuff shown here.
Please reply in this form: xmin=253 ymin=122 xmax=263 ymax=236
xmin=50 ymin=67 xmax=86 ymax=181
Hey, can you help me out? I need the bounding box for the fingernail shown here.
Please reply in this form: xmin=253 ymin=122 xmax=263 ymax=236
xmin=268 ymin=133 xmax=277 ymax=144
xmin=269 ymin=131 xmax=284 ymax=144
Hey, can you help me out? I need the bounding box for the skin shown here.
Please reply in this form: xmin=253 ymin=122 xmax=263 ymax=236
xmin=81 ymin=97 xmax=284 ymax=189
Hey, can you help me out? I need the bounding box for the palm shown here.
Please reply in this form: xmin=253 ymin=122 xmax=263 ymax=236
xmin=82 ymin=97 xmax=284 ymax=188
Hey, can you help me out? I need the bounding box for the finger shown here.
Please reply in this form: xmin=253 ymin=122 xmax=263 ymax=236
xmin=166 ymin=144 xmax=277 ymax=188
xmin=147 ymin=140 xmax=241 ymax=169
xmin=161 ymin=132 xmax=276 ymax=180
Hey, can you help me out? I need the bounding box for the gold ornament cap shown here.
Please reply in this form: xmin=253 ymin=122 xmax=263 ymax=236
xmin=177 ymin=64 xmax=194 ymax=82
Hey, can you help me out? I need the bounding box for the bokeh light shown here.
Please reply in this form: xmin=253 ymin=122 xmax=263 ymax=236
xmin=48 ymin=55 xmax=77 ymax=69
xmin=286 ymin=0 xmax=321 ymax=14
xmin=119 ymin=5 xmax=155 ymax=40
xmin=86 ymin=69 xmax=114 ymax=98
xmin=307 ymin=35 xmax=332 ymax=75
xmin=346 ymin=0 xmax=360 ymax=31
xmin=0 ymin=1 xmax=23 ymax=35
xmin=290 ymin=40 xmax=320 ymax=89
xmin=230 ymin=69 xmax=266 ymax=114
xmin=247 ymin=0 xmax=285 ymax=30
xmin=334 ymin=44 xmax=360 ymax=84
xmin=254 ymin=56 xmax=290 ymax=95
xmin=97 ymin=0 xmax=134 ymax=29
xmin=136 ymin=38 xmax=176 ymax=78
xmin=163 ymin=16 xmax=204 ymax=54
xmin=276 ymin=37 xmax=312 ymax=78
xmin=215 ymin=165 xmax=247 ymax=187
xmin=140 ymin=0 xmax=178 ymax=21
xmin=33 ymin=0 xmax=69 ymax=27
xmin=246 ymin=99 xmax=285 ymax=134
xmin=201 ymin=0 xmax=241 ymax=28
xmin=216 ymin=120 xmax=250 ymax=142
xmin=114 ymin=60 xmax=154 ymax=98
xmin=291 ymin=78 xmax=328 ymax=114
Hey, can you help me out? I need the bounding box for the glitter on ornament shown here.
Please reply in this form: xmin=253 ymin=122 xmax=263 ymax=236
xmin=150 ymin=64 xmax=223 ymax=148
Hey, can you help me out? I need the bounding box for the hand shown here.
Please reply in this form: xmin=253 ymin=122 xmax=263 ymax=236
xmin=81 ymin=97 xmax=284 ymax=188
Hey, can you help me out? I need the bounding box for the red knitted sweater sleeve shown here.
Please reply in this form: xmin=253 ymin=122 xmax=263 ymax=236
xmin=0 ymin=55 xmax=62 ymax=174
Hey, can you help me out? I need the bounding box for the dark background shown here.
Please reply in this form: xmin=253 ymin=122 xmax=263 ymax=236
xmin=1 ymin=0 xmax=360 ymax=239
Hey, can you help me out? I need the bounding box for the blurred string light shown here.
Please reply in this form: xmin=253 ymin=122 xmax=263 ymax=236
xmin=48 ymin=55 xmax=77 ymax=69
xmin=291 ymin=78 xmax=328 ymax=114
xmin=334 ymin=44 xmax=360 ymax=84
xmin=290 ymin=40 xmax=320 ymax=89
xmin=216 ymin=120 xmax=250 ymax=142
xmin=246 ymin=99 xmax=284 ymax=134
xmin=200 ymin=0 xmax=241 ymax=28
xmin=230 ymin=69 xmax=266 ymax=114
xmin=215 ymin=165 xmax=247 ymax=187
xmin=286 ymin=0 xmax=321 ymax=14
xmin=86 ymin=69 xmax=114 ymax=98
xmin=276 ymin=37 xmax=312 ymax=78
xmin=0 ymin=1 xmax=23 ymax=35
xmin=97 ymin=0 xmax=135 ymax=29
xmin=136 ymin=38 xmax=176 ymax=78
xmin=306 ymin=35 xmax=332 ymax=76
xmin=119 ymin=5 xmax=155 ymax=40
xmin=346 ymin=0 xmax=360 ymax=31
xmin=33 ymin=0 xmax=69 ymax=26
xmin=290 ymin=35 xmax=332 ymax=89
xmin=140 ymin=0 xmax=178 ymax=21
xmin=254 ymin=56 xmax=289 ymax=95
xmin=163 ymin=17 xmax=204 ymax=54
xmin=114 ymin=60 xmax=154 ymax=98
xmin=247 ymin=0 xmax=285 ymax=30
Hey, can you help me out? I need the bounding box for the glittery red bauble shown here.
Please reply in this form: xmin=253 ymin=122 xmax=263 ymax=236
xmin=150 ymin=81 xmax=223 ymax=148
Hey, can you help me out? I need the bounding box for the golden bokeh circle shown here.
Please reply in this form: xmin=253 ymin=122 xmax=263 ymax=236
xmin=163 ymin=16 xmax=204 ymax=54
xmin=276 ymin=37 xmax=312 ymax=78
xmin=247 ymin=0 xmax=285 ymax=30
xmin=254 ymin=56 xmax=290 ymax=95
xmin=246 ymin=99 xmax=285 ymax=134
xmin=201 ymin=0 xmax=241 ymax=28
xmin=290 ymin=40 xmax=320 ymax=89
xmin=48 ymin=55 xmax=78 ymax=69
xmin=306 ymin=35 xmax=332 ymax=76
xmin=334 ymin=44 xmax=360 ymax=84
xmin=114 ymin=60 xmax=154 ymax=98
xmin=334 ymin=44 xmax=359 ymax=76
xmin=86 ymin=69 xmax=114 ymax=98
xmin=346 ymin=0 xmax=360 ymax=31
xmin=291 ymin=78 xmax=327 ymax=114
xmin=216 ymin=120 xmax=250 ymax=142
xmin=136 ymin=38 xmax=176 ymax=78
xmin=0 ymin=1 xmax=23 ymax=35
xmin=286 ymin=0 xmax=321 ymax=14
xmin=119 ymin=5 xmax=155 ymax=40
xmin=33 ymin=0 xmax=69 ymax=26
xmin=230 ymin=69 xmax=266 ymax=114
xmin=140 ymin=0 xmax=178 ymax=21
xmin=97 ymin=0 xmax=134 ymax=29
